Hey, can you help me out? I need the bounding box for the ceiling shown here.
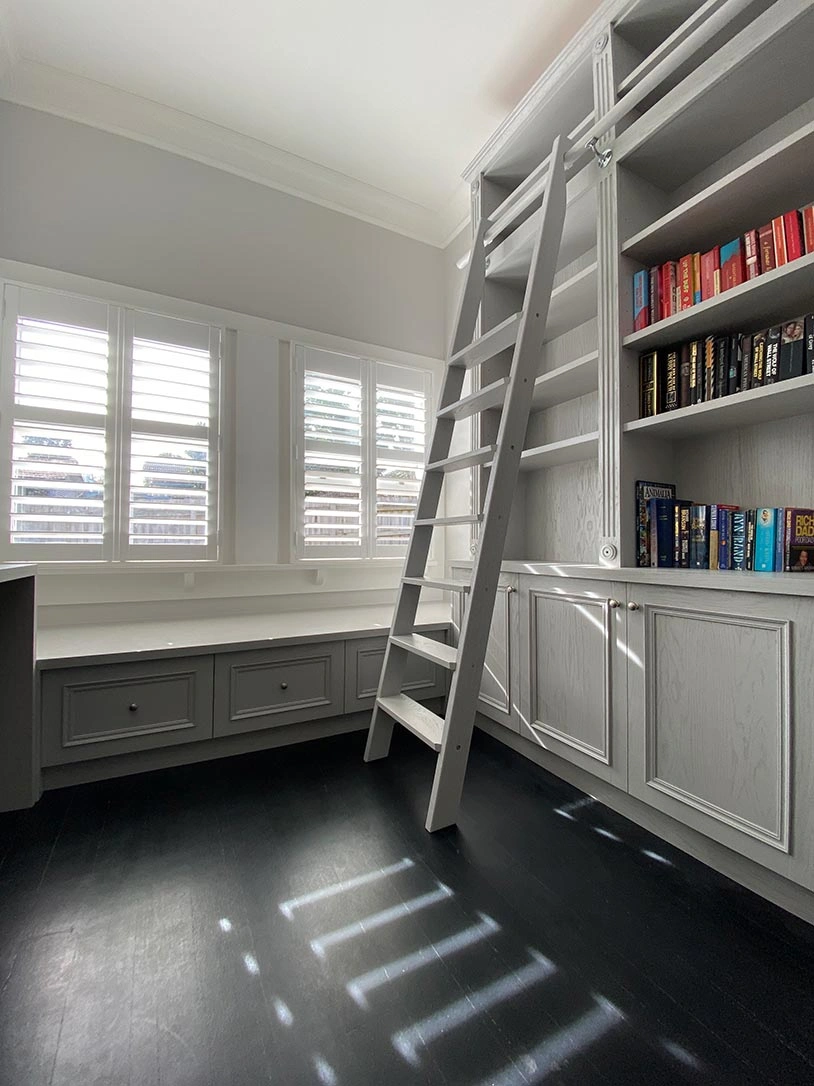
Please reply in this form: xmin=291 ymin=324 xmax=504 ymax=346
xmin=0 ymin=0 xmax=603 ymax=245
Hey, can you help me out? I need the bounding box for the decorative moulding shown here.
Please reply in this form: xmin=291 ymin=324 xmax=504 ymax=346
xmin=0 ymin=55 xmax=470 ymax=248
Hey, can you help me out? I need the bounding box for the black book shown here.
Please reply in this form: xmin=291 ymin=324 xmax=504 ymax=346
xmin=664 ymin=347 xmax=679 ymax=411
xmin=746 ymin=509 xmax=757 ymax=570
xmin=727 ymin=334 xmax=741 ymax=396
xmin=752 ymin=330 xmax=767 ymax=387
xmin=806 ymin=315 xmax=814 ymax=375
xmin=764 ymin=325 xmax=781 ymax=384
xmin=679 ymin=342 xmax=691 ymax=407
xmin=740 ymin=333 xmax=753 ymax=392
xmin=689 ymin=340 xmax=703 ymax=405
xmin=779 ymin=318 xmax=805 ymax=380
xmin=703 ymin=335 xmax=716 ymax=401
xmin=674 ymin=500 xmax=692 ymax=568
xmin=714 ymin=335 xmax=728 ymax=399
xmin=689 ymin=505 xmax=710 ymax=569
xmin=639 ymin=351 xmax=658 ymax=417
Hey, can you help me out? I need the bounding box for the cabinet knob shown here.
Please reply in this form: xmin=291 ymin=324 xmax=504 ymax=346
xmin=280 ymin=681 xmax=288 ymax=690
xmin=128 ymin=703 xmax=138 ymax=712
xmin=627 ymin=601 xmax=640 ymax=611
xmin=607 ymin=598 xmax=620 ymax=608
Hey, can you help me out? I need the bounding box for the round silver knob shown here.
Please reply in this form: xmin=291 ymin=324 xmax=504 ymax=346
xmin=280 ymin=681 xmax=288 ymax=690
xmin=607 ymin=599 xmax=620 ymax=608
xmin=128 ymin=703 xmax=138 ymax=712
xmin=627 ymin=601 xmax=640 ymax=611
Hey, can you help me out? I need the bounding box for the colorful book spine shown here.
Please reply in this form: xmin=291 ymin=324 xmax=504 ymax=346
xmin=689 ymin=505 xmax=710 ymax=569
xmin=703 ymin=335 xmax=716 ymax=401
xmin=709 ymin=505 xmax=721 ymax=570
xmin=751 ymin=330 xmax=767 ymax=387
xmin=784 ymin=508 xmax=814 ymax=571
xmin=700 ymin=248 xmax=720 ymax=300
xmin=775 ymin=508 xmax=786 ymax=574
xmin=746 ymin=509 xmax=757 ymax=570
xmin=772 ymin=216 xmax=788 ymax=266
xmin=764 ymin=325 xmax=781 ymax=384
xmin=689 ymin=339 xmax=703 ymax=404
xmin=648 ymin=266 xmax=660 ymax=326
xmin=754 ymin=508 xmax=778 ymax=572
xmin=636 ymin=481 xmax=676 ymax=568
xmin=743 ymin=229 xmax=760 ymax=280
xmin=633 ymin=270 xmax=649 ymax=331
xmin=784 ymin=210 xmax=804 ymax=261
xmin=692 ymin=252 xmax=702 ymax=304
xmin=803 ymin=206 xmax=814 ymax=254
xmin=758 ymin=223 xmax=776 ymax=273
xmin=678 ymin=255 xmax=694 ymax=310
xmin=677 ymin=501 xmax=692 ymax=568
xmin=779 ymin=319 xmax=805 ymax=380
xmin=720 ymin=237 xmax=746 ymax=290
xmin=718 ymin=508 xmax=733 ymax=570
xmin=661 ymin=262 xmax=677 ymax=320
xmin=732 ymin=511 xmax=748 ymax=571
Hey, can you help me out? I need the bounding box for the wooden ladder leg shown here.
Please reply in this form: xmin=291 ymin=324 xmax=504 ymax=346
xmin=364 ymin=702 xmax=395 ymax=762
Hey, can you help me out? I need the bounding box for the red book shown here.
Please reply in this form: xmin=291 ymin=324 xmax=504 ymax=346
xmin=660 ymin=262 xmax=677 ymax=319
xmin=772 ymin=216 xmax=788 ymax=266
xmin=678 ymin=255 xmax=694 ymax=310
xmin=803 ymin=205 xmax=814 ymax=254
xmin=758 ymin=223 xmax=776 ymax=273
xmin=743 ymin=229 xmax=760 ymax=280
xmin=700 ymin=248 xmax=720 ymax=301
xmin=720 ymin=238 xmax=746 ymax=290
xmin=784 ymin=210 xmax=804 ymax=261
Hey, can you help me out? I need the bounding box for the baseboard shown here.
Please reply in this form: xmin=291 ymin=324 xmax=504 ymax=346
xmin=476 ymin=715 xmax=814 ymax=927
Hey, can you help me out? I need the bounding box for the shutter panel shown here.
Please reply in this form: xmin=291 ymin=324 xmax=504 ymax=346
xmin=374 ymin=364 xmax=428 ymax=556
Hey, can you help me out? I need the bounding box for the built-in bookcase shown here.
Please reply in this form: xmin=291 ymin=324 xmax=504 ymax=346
xmin=460 ymin=0 xmax=814 ymax=580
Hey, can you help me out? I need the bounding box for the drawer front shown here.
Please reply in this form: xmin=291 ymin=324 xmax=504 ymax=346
xmin=214 ymin=641 xmax=344 ymax=737
xmin=344 ymin=632 xmax=448 ymax=713
xmin=41 ymin=656 xmax=215 ymax=765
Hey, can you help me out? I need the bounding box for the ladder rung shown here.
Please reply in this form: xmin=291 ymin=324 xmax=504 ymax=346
xmin=437 ymin=378 xmax=508 ymax=421
xmin=427 ymin=446 xmax=496 ymax=473
xmin=449 ymin=312 xmax=522 ymax=369
xmin=414 ymin=514 xmax=482 ymax=527
xmin=390 ymin=633 xmax=458 ymax=671
xmin=376 ymin=694 xmax=444 ymax=751
xmin=403 ymin=576 xmax=470 ymax=592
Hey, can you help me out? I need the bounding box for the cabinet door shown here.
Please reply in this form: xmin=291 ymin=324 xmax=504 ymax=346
xmin=214 ymin=641 xmax=344 ymax=737
xmin=344 ymin=631 xmax=448 ymax=713
xmin=451 ymin=570 xmax=519 ymax=732
xmin=41 ymin=655 xmax=215 ymax=765
xmin=626 ymin=585 xmax=814 ymax=890
xmin=518 ymin=576 xmax=628 ymax=788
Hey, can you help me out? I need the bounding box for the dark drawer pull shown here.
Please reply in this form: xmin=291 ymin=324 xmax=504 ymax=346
xmin=280 ymin=682 xmax=288 ymax=690
xmin=128 ymin=703 xmax=139 ymax=712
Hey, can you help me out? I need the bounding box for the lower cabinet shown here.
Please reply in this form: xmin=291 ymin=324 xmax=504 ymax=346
xmin=626 ymin=584 xmax=814 ymax=890
xmin=518 ymin=575 xmax=628 ymax=789
xmin=451 ymin=568 xmax=520 ymax=732
xmin=213 ymin=641 xmax=345 ymax=737
xmin=344 ymin=632 xmax=447 ymax=713
xmin=41 ymin=655 xmax=215 ymax=765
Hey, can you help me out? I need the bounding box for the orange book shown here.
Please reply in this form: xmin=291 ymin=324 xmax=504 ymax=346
xmin=803 ymin=205 xmax=814 ymax=254
xmin=772 ymin=216 xmax=788 ymax=266
xmin=691 ymin=252 xmax=701 ymax=303
xmin=678 ymin=255 xmax=694 ymax=309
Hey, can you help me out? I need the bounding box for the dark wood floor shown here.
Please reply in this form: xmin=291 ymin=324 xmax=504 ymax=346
xmin=1 ymin=728 xmax=813 ymax=1086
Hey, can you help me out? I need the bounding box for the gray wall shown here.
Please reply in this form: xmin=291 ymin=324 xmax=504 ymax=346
xmin=0 ymin=101 xmax=445 ymax=358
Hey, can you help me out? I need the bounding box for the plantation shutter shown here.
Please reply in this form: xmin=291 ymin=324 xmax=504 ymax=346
xmin=373 ymin=362 xmax=428 ymax=556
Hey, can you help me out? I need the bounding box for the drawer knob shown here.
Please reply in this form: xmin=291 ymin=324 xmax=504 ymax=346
xmin=627 ymin=601 xmax=640 ymax=611
xmin=280 ymin=681 xmax=288 ymax=690
xmin=607 ymin=598 xmax=620 ymax=609
xmin=128 ymin=703 xmax=139 ymax=712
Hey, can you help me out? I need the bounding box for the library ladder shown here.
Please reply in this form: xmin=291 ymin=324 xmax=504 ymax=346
xmin=364 ymin=134 xmax=568 ymax=832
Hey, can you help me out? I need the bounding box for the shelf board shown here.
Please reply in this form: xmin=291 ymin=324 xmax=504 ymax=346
xmin=622 ymin=117 xmax=814 ymax=265
xmin=531 ymin=351 xmax=599 ymax=410
xmin=487 ymin=170 xmax=597 ymax=283
xmin=519 ymin=432 xmax=598 ymax=471
xmin=614 ymin=2 xmax=814 ymax=190
xmin=622 ymin=252 xmax=814 ymax=351
xmin=624 ymin=372 xmax=814 ymax=440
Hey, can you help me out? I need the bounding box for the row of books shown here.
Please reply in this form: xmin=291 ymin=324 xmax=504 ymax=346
xmin=632 ymin=205 xmax=814 ymax=330
xmin=636 ymin=483 xmax=814 ymax=571
xmin=638 ymin=314 xmax=814 ymax=417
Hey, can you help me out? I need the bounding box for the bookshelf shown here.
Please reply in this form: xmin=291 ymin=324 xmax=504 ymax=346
xmin=460 ymin=0 xmax=814 ymax=579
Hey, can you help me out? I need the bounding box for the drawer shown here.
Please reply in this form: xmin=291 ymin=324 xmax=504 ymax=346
xmin=344 ymin=632 xmax=448 ymax=713
xmin=41 ymin=656 xmax=214 ymax=766
xmin=214 ymin=641 xmax=344 ymax=737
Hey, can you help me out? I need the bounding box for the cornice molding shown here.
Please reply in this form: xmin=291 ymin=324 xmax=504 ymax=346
xmin=0 ymin=56 xmax=468 ymax=247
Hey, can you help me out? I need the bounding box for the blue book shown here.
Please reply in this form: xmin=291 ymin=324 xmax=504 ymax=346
xmin=732 ymin=511 xmax=748 ymax=571
xmin=775 ymin=507 xmax=786 ymax=573
xmin=754 ymin=508 xmax=777 ymax=571
xmin=689 ymin=504 xmax=709 ymax=569
xmin=718 ymin=508 xmax=732 ymax=570
xmin=648 ymin=497 xmax=675 ymax=567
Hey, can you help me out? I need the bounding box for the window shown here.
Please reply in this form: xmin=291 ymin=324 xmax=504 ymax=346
xmin=0 ymin=284 xmax=222 ymax=561
xmin=294 ymin=345 xmax=431 ymax=558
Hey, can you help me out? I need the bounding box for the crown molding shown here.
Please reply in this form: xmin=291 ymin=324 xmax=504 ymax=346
xmin=0 ymin=56 xmax=466 ymax=247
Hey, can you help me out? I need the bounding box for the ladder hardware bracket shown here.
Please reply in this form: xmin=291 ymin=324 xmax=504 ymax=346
xmin=586 ymin=136 xmax=612 ymax=168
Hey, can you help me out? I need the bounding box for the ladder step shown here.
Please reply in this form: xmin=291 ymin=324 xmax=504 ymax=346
xmin=427 ymin=446 xmax=496 ymax=473
xmin=376 ymin=695 xmax=444 ymax=751
xmin=437 ymin=378 xmax=508 ymax=421
xmin=403 ymin=576 xmax=470 ymax=592
xmin=449 ymin=312 xmax=522 ymax=369
xmin=390 ymin=633 xmax=458 ymax=671
xmin=414 ymin=514 xmax=482 ymax=527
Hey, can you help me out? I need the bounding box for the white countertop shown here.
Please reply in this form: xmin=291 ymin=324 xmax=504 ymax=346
xmin=37 ymin=602 xmax=453 ymax=668
xmin=0 ymin=563 xmax=36 ymax=586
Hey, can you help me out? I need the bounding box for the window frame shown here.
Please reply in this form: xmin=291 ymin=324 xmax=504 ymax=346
xmin=292 ymin=344 xmax=432 ymax=562
xmin=0 ymin=281 xmax=225 ymax=564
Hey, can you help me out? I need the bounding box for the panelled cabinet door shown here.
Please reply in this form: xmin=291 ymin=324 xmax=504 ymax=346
xmin=344 ymin=631 xmax=448 ymax=713
xmin=518 ymin=575 xmax=628 ymax=788
xmin=451 ymin=569 xmax=520 ymax=732
xmin=626 ymin=585 xmax=813 ymax=890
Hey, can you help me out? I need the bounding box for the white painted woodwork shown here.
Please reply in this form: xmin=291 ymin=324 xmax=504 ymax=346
xmin=375 ymin=694 xmax=444 ymax=750
xmin=344 ymin=633 xmax=447 ymax=713
xmin=427 ymin=446 xmax=496 ymax=472
xmin=213 ymin=641 xmax=344 ymax=737
xmin=518 ymin=575 xmax=628 ymax=788
xmin=450 ymin=312 xmax=521 ymax=369
xmin=519 ymin=432 xmax=599 ymax=471
xmin=437 ymin=378 xmax=508 ymax=421
xmin=531 ymin=351 xmax=599 ymax=410
xmin=390 ymin=633 xmax=458 ymax=671
xmin=41 ymin=656 xmax=215 ymax=765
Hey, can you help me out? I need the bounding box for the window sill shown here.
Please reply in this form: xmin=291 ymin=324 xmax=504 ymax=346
xmin=31 ymin=558 xmax=428 ymax=576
